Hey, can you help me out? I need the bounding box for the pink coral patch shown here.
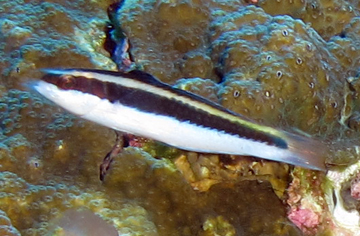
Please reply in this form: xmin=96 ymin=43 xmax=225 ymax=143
xmin=288 ymin=208 xmax=319 ymax=233
xmin=351 ymin=173 xmax=360 ymax=200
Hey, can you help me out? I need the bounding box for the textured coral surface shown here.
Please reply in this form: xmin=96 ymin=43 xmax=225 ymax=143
xmin=2 ymin=0 xmax=360 ymax=235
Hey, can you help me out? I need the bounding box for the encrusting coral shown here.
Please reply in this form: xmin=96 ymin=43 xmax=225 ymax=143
xmin=2 ymin=0 xmax=360 ymax=235
xmin=210 ymin=7 xmax=345 ymax=137
xmin=258 ymin=0 xmax=356 ymax=40
xmin=0 ymin=0 xmax=116 ymax=90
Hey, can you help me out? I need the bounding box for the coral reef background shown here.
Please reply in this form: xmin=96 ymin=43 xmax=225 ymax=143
xmin=1 ymin=0 xmax=360 ymax=235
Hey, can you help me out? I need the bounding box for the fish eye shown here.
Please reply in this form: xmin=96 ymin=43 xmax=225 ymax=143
xmin=58 ymin=75 xmax=75 ymax=90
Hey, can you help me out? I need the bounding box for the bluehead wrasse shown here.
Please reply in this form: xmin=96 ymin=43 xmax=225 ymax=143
xmin=34 ymin=68 xmax=327 ymax=171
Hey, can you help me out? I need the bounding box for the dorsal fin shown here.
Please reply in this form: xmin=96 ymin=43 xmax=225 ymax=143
xmin=121 ymin=70 xmax=166 ymax=86
xmin=41 ymin=68 xmax=166 ymax=86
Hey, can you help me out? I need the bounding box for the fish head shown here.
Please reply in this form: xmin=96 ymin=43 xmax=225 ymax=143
xmin=33 ymin=69 xmax=102 ymax=117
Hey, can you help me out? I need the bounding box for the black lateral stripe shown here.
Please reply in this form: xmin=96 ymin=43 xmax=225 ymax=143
xmin=92 ymin=78 xmax=287 ymax=149
xmin=100 ymin=69 xmax=258 ymax=119
xmin=55 ymin=69 xmax=254 ymax=119
xmin=42 ymin=70 xmax=287 ymax=149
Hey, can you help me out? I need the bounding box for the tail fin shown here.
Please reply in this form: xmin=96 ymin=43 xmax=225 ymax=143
xmin=283 ymin=131 xmax=327 ymax=171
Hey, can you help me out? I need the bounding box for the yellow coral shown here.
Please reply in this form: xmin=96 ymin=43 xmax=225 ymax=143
xmin=201 ymin=215 xmax=236 ymax=236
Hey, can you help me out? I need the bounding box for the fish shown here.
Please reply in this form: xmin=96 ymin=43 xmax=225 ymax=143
xmin=33 ymin=68 xmax=327 ymax=171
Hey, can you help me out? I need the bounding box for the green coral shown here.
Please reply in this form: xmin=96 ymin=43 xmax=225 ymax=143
xmin=0 ymin=210 xmax=21 ymax=236
xmin=0 ymin=0 xmax=116 ymax=90
xmin=175 ymin=77 xmax=220 ymax=103
xmin=328 ymin=17 xmax=360 ymax=76
xmin=0 ymin=90 xmax=74 ymax=138
xmin=259 ymin=0 xmax=356 ymax=40
xmin=0 ymin=172 xmax=157 ymax=235
xmin=114 ymin=0 xmax=217 ymax=83
xmin=210 ymin=7 xmax=347 ymax=139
